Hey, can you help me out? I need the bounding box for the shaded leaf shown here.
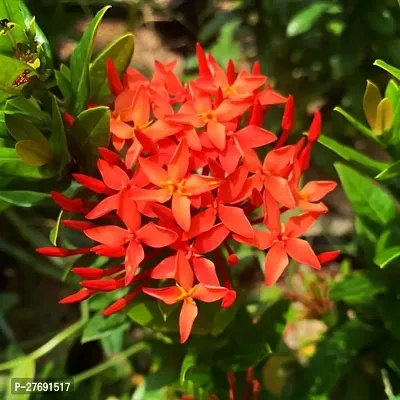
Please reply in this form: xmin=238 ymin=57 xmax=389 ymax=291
xmin=15 ymin=139 xmax=52 ymax=167
xmin=318 ymin=134 xmax=388 ymax=173
xmin=335 ymin=163 xmax=396 ymax=225
xmin=89 ymin=33 xmax=134 ymax=104
xmin=70 ymin=6 xmax=111 ymax=115
xmin=287 ymin=2 xmax=342 ymax=37
xmin=5 ymin=114 xmax=48 ymax=145
xmin=0 ymin=190 xmax=50 ymax=207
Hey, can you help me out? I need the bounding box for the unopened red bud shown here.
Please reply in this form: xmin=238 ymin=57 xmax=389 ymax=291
xmin=227 ymin=371 xmax=236 ymax=387
xmin=63 ymin=112 xmax=75 ymax=126
xmin=298 ymin=142 xmax=312 ymax=172
xmin=36 ymin=247 xmax=91 ymax=257
xmin=308 ymin=110 xmax=322 ymax=143
xmin=62 ymin=220 xmax=93 ymax=231
xmin=252 ymin=61 xmax=261 ymax=75
xmin=246 ymin=367 xmax=254 ymax=382
xmin=81 ymin=278 xmax=125 ymax=292
xmin=227 ymin=59 xmax=236 ymax=85
xmin=281 ymin=95 xmax=295 ymax=132
xmin=106 ymin=58 xmax=124 ymax=96
xmin=59 ymin=288 xmax=95 ymax=304
xmin=91 ymin=244 xmax=126 ymax=257
xmin=317 ymin=250 xmax=340 ymax=264
xmin=72 ymin=267 xmax=104 ymax=279
xmin=51 ymin=191 xmax=88 ymax=213
xmin=196 ymin=43 xmax=211 ymax=77
xmin=227 ymin=254 xmax=239 ymax=266
xmin=252 ymin=380 xmax=261 ymax=400
xmin=98 ymin=147 xmax=123 ymax=165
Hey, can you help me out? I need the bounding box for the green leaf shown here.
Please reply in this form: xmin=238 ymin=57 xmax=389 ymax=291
xmin=385 ymin=80 xmax=399 ymax=108
xmin=15 ymin=140 xmax=53 ymax=167
xmin=0 ymin=55 xmax=34 ymax=102
xmin=286 ymin=2 xmax=342 ymax=37
xmin=89 ymin=33 xmax=134 ymax=104
xmin=70 ymin=6 xmax=111 ymax=115
xmin=363 ymin=81 xmax=382 ymax=129
xmin=55 ymin=70 xmax=72 ymax=103
xmin=5 ymin=97 xmax=49 ymax=126
xmin=289 ymin=319 xmax=375 ymax=399
xmin=0 ymin=190 xmax=50 ymax=207
xmin=318 ymin=135 xmax=388 ymax=173
xmin=330 ymin=271 xmax=386 ymax=304
xmin=6 ymin=357 xmax=35 ymax=400
xmin=0 ymin=292 xmax=18 ymax=315
xmin=374 ymin=98 xmax=393 ymax=135
xmin=68 ymin=106 xmax=110 ymax=173
xmin=49 ymin=95 xmax=70 ymax=172
xmin=180 ymin=350 xmax=197 ymax=384
xmin=377 ymin=298 xmax=400 ymax=339
xmin=335 ymin=163 xmax=396 ymax=225
xmin=81 ymin=312 xmax=130 ymax=344
xmin=375 ymin=161 xmax=400 ymax=182
xmin=211 ymin=300 xmax=239 ymax=336
xmin=0 ymin=147 xmax=55 ymax=179
xmin=334 ymin=106 xmax=379 ymax=142
xmin=5 ymin=114 xmax=48 ymax=145
xmin=374 ymin=59 xmax=400 ymax=81
xmin=374 ymin=247 xmax=400 ymax=268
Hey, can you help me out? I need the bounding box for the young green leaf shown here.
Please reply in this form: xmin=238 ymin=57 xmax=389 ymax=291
xmin=180 ymin=350 xmax=197 ymax=384
xmin=55 ymin=70 xmax=72 ymax=103
xmin=89 ymin=33 xmax=134 ymax=104
xmin=374 ymin=247 xmax=400 ymax=268
xmin=70 ymin=6 xmax=111 ymax=115
xmin=374 ymin=59 xmax=400 ymax=81
xmin=334 ymin=106 xmax=379 ymax=142
xmin=317 ymin=134 xmax=389 ymax=173
xmin=335 ymin=163 xmax=396 ymax=226
xmin=15 ymin=139 xmax=53 ymax=167
xmin=374 ymin=98 xmax=393 ymax=135
xmin=385 ymin=79 xmax=399 ymax=107
xmin=363 ymin=81 xmax=382 ymax=129
xmin=286 ymin=2 xmax=342 ymax=37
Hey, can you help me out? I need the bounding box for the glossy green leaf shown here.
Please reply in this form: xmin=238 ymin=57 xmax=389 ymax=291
xmin=375 ymin=160 xmax=400 ymax=182
xmin=5 ymin=97 xmax=49 ymax=126
xmin=49 ymin=95 xmax=70 ymax=172
xmin=15 ymin=140 xmax=52 ymax=167
xmin=335 ymin=163 xmax=396 ymax=225
xmin=374 ymin=59 xmax=400 ymax=81
xmin=385 ymin=79 xmax=399 ymax=107
xmin=318 ymin=135 xmax=389 ymax=173
xmin=68 ymin=106 xmax=110 ymax=173
xmin=5 ymin=114 xmax=48 ymax=145
xmin=287 ymin=2 xmax=342 ymax=37
xmin=0 ymin=54 xmax=34 ymax=102
xmin=374 ymin=247 xmax=400 ymax=268
xmin=55 ymin=70 xmax=72 ymax=103
xmin=89 ymin=33 xmax=134 ymax=104
xmin=374 ymin=98 xmax=393 ymax=135
xmin=0 ymin=190 xmax=50 ymax=207
xmin=330 ymin=271 xmax=386 ymax=304
xmin=363 ymin=81 xmax=382 ymax=129
xmin=0 ymin=147 xmax=55 ymax=179
xmin=70 ymin=6 xmax=111 ymax=115
xmin=6 ymin=356 xmax=35 ymax=400
xmin=81 ymin=312 xmax=130 ymax=344
xmin=334 ymin=106 xmax=379 ymax=142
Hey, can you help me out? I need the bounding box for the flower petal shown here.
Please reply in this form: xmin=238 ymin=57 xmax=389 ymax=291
xmin=207 ymin=120 xmax=226 ymax=150
xmin=192 ymin=283 xmax=228 ymax=302
xmin=129 ymin=187 xmax=171 ymax=203
xmin=264 ymin=175 xmax=295 ymax=209
xmin=97 ymin=159 xmax=129 ymax=190
xmin=175 ymin=250 xmax=194 ymax=291
xmin=138 ymin=157 xmax=168 ymax=186
xmin=168 ymin=139 xmax=189 ymax=183
xmin=235 ymin=125 xmax=277 ymax=149
xmin=192 ymin=257 xmax=220 ymax=286
xmin=125 ymin=240 xmax=145 ymax=284
xmin=85 ymin=225 xmax=129 ymax=247
xmin=151 ymin=254 xmax=177 ymax=279
xmin=285 ymin=238 xmax=321 ymax=270
xmin=218 ymin=165 xmax=248 ymax=203
xmin=218 ymin=204 xmax=254 ymax=238
xmin=263 ymin=190 xmax=281 ymax=233
xmin=73 ymin=173 xmax=112 ymax=194
xmin=301 ymin=181 xmax=337 ymax=202
xmin=143 ymin=286 xmax=181 ymax=304
xmin=179 ymin=300 xmax=198 ymax=343
xmin=172 ymin=193 xmax=191 ymax=232
xmin=265 ymin=242 xmax=289 ymax=285
xmin=85 ymin=194 xmax=119 ymax=219
xmin=182 ymin=207 xmax=217 ymax=241
xmin=194 ymin=223 xmax=229 ymax=254
xmin=117 ymin=195 xmax=141 ymax=232
xmin=284 ymin=213 xmax=318 ymax=238
xmin=136 ymin=222 xmax=178 ymax=247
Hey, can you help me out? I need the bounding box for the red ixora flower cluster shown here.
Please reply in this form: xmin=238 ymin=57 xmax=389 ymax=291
xmin=37 ymin=44 xmax=339 ymax=343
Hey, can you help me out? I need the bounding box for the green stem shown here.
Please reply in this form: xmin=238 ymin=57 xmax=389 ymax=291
xmin=73 ymin=342 xmax=149 ymax=385
xmin=0 ymin=303 xmax=89 ymax=371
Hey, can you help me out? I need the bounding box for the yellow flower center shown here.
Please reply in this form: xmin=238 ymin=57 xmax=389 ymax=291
xmin=160 ymin=179 xmax=190 ymax=196
xmin=176 ymin=284 xmax=196 ymax=303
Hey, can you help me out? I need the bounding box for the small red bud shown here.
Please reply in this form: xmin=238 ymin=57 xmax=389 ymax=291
xmin=317 ymin=250 xmax=340 ymax=264
xmin=106 ymin=58 xmax=124 ymax=96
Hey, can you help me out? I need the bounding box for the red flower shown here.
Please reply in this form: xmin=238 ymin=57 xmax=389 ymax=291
xmin=143 ymin=250 xmax=227 ymax=343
